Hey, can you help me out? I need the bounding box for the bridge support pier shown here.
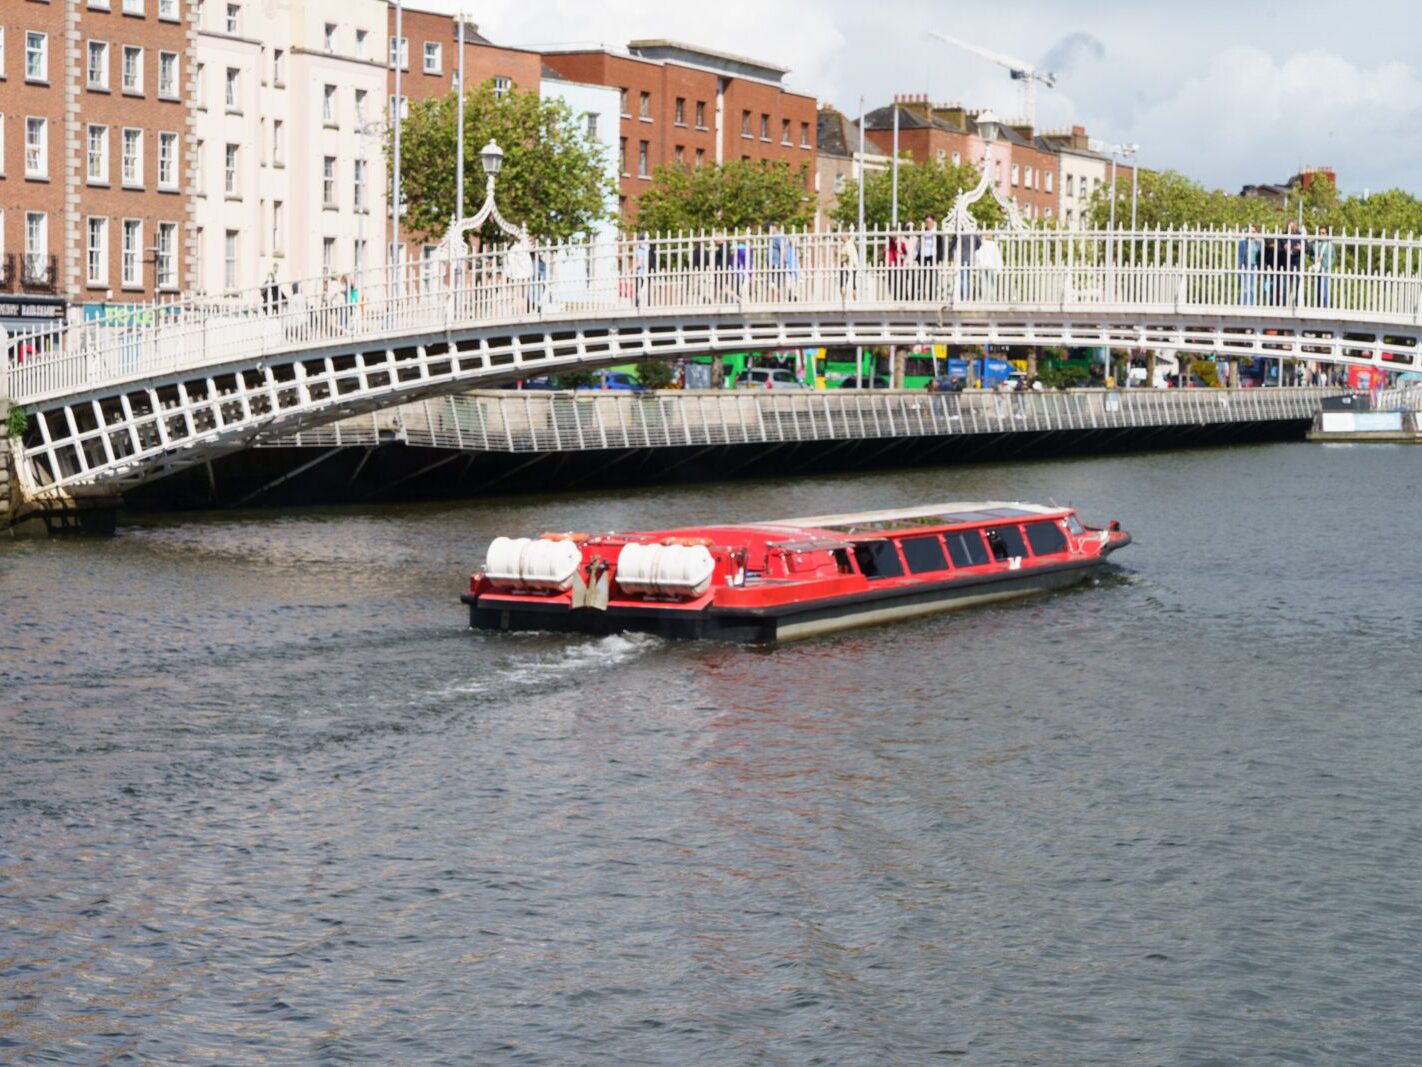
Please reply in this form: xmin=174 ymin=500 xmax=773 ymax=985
xmin=2 ymin=400 xmax=121 ymax=537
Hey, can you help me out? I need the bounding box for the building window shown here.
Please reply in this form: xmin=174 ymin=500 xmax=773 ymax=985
xmin=781 ymin=118 xmax=791 ymax=145
xmin=355 ymin=89 xmax=367 ymax=126
xmin=760 ymin=114 xmax=769 ymax=141
xmin=389 ymin=36 xmax=408 ymax=70
xmin=952 ymin=151 xmax=960 ymax=166
xmin=87 ymin=124 xmax=108 ymax=183
xmin=354 ymin=238 xmax=366 ymax=275
xmin=24 ymin=212 xmax=47 ymax=280
xmin=936 ymin=148 xmax=946 ymax=164
xmin=388 ymin=95 xmax=408 ymax=121
xmin=619 ymin=88 xmax=629 ymax=117
xmin=271 ymin=200 xmax=283 ymax=255
xmin=423 ymin=42 xmax=441 ymax=73
xmin=355 ymin=29 xmax=368 ymax=60
xmin=194 ymin=138 xmax=203 ymax=188
xmin=25 ymin=117 xmax=47 ymax=178
xmin=158 ymin=0 xmax=178 ymax=20
xmin=158 ymin=131 xmax=178 ymax=189
xmin=156 ymin=222 xmax=177 ymax=289
xmin=639 ymin=91 xmax=651 ymax=120
xmin=1045 ymin=170 xmax=1053 ymax=193
xmin=121 ymin=46 xmax=142 ymax=94
xmin=225 ymin=3 xmax=240 ymax=34
xmin=637 ymin=140 xmax=649 ymax=178
xmin=272 ymin=119 xmax=283 ymax=165
xmin=353 ymin=158 xmax=366 ymax=211
xmin=225 ymin=67 xmax=239 ymax=109
xmin=87 ymin=217 xmax=109 ymax=286
xmin=618 ymin=137 xmax=626 ymax=176
xmin=273 ymin=48 xmax=284 ymax=86
xmin=694 ymin=147 xmax=705 ymax=166
xmin=695 ymin=101 xmax=707 ymax=129
xmin=324 ymin=23 xmax=337 ymax=53
xmin=158 ymin=51 xmax=178 ymax=98
xmin=122 ymin=219 xmax=142 ymax=287
xmin=492 ymin=75 xmax=510 ymax=99
xmin=322 ymin=237 xmax=335 ymax=276
xmin=833 ymin=172 xmax=845 ymax=195
xmin=224 ymin=230 xmax=239 ymax=290
xmin=1025 ymin=166 xmax=1034 ymax=189
xmin=1010 ymin=163 xmax=1019 ymax=186
xmin=674 ymin=144 xmax=684 ymax=164
xmin=584 ymin=112 xmax=598 ymax=140
xmin=322 ymin=156 xmax=336 ymax=207
xmin=801 ymin=122 xmax=811 ymax=148
xmin=223 ymin=142 xmax=237 ymax=195
xmin=741 ymin=110 xmax=751 ymax=137
xmin=323 ymin=84 xmax=336 ymax=125
xmin=88 ymin=40 xmax=110 ymax=89
xmin=674 ymin=97 xmax=685 ymax=125
xmin=122 ymin=128 xmax=143 ymax=186
xmin=26 ymin=32 xmax=48 ymax=83
xmin=123 ymin=0 xmax=144 ymax=13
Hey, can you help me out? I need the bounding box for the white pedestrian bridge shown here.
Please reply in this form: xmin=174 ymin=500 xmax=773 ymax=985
xmin=4 ymin=226 xmax=1421 ymax=495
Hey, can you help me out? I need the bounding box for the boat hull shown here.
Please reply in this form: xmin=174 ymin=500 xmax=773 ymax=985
xmin=463 ymin=551 xmax=1120 ymax=643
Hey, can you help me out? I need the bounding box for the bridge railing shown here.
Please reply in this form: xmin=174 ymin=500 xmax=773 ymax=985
xmin=6 ymin=226 xmax=1422 ymax=405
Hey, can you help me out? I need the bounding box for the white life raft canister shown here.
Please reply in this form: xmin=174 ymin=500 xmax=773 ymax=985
xmin=483 ymin=536 xmax=583 ymax=592
xmin=615 ymin=542 xmax=715 ymax=598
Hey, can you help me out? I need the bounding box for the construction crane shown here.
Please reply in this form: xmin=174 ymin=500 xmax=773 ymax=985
xmin=926 ymin=31 xmax=1056 ymax=131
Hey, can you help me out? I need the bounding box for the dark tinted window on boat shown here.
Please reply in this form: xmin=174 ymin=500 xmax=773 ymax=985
xmin=901 ymin=535 xmax=948 ymax=574
xmin=1025 ymin=521 xmax=1069 ymax=555
xmin=944 ymin=531 xmax=990 ymax=567
xmin=996 ymin=524 xmax=1028 ymax=558
xmin=852 ymin=540 xmax=904 ymax=580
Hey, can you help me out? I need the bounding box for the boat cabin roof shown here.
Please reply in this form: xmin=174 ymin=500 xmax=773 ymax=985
xmin=768 ymin=501 xmax=1066 ymax=537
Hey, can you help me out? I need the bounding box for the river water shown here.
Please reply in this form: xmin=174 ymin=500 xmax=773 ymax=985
xmin=2 ymin=441 xmax=1420 ymax=1064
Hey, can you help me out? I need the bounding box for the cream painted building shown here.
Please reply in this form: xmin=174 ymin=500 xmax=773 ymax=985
xmin=193 ymin=0 xmax=388 ymax=296
xmin=1039 ymin=127 xmax=1111 ymax=230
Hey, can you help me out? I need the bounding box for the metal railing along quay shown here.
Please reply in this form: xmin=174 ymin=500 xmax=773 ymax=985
xmin=267 ymin=386 xmax=1335 ymax=455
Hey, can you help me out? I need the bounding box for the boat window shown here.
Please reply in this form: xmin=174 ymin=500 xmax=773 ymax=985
xmin=1025 ymin=521 xmax=1068 ymax=555
xmin=944 ymin=530 xmax=990 ymax=567
xmin=985 ymin=529 xmax=1008 ymax=562
xmin=995 ymin=524 xmax=1028 ymax=558
xmin=852 ymin=540 xmax=904 ymax=580
xmin=900 ymin=535 xmax=948 ymax=574
xmin=832 ymin=548 xmax=853 ymax=574
xmin=1065 ymin=514 xmax=1084 ymax=535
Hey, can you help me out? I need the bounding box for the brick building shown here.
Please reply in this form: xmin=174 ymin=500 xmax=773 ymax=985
xmin=0 ymin=0 xmax=193 ymax=317
xmin=387 ymin=5 xmax=542 ymax=108
xmin=541 ymin=40 xmax=816 ymax=220
xmin=814 ymin=106 xmax=886 ymax=229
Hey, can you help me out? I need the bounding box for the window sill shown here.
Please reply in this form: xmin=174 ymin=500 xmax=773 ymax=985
xmin=25 ymin=174 xmax=52 ymax=183
xmin=89 ymin=84 xmax=111 ymax=93
xmin=274 ymin=81 xmax=286 ymax=89
xmin=121 ymin=285 xmax=145 ymax=292
xmin=226 ymin=108 xmax=243 ymax=116
xmin=695 ymin=125 xmax=708 ymax=132
xmin=87 ymin=179 xmax=111 ymax=188
xmin=123 ymin=90 xmax=145 ymax=98
xmin=323 ymin=122 xmax=338 ymax=130
xmin=158 ymin=185 xmax=179 ymax=194
xmin=159 ymin=93 xmax=180 ymax=102
xmin=639 ymin=117 xmax=652 ymax=123
xmin=26 ymin=78 xmax=52 ymax=88
xmin=225 ymin=194 xmax=242 ymax=202
xmin=124 ymin=183 xmax=146 ymax=191
xmin=674 ymin=121 xmax=686 ymax=128
xmin=322 ymin=203 xmax=338 ymax=211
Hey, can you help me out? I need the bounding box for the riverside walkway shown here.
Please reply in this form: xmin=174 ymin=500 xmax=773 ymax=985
xmin=3 ymin=225 xmax=1420 ymax=497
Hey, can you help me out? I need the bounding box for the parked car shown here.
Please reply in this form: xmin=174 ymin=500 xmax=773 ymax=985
xmin=929 ymin=376 xmax=967 ymax=392
xmin=500 ymin=376 xmax=557 ymax=390
xmin=838 ymin=376 xmax=891 ymax=389
xmin=577 ymin=370 xmax=649 ymax=392
xmin=734 ymin=368 xmax=809 ymax=390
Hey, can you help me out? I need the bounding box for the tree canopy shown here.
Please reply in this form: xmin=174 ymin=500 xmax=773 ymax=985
xmin=633 ymin=159 xmax=814 ymax=233
xmin=390 ymin=81 xmax=614 ymax=242
xmin=1086 ymin=168 xmax=1422 ymax=234
xmin=831 ymin=155 xmax=1003 ymax=229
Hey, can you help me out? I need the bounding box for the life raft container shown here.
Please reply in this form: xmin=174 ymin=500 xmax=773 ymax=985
xmin=483 ymin=536 xmax=583 ymax=592
xmin=615 ymin=541 xmax=715 ymax=598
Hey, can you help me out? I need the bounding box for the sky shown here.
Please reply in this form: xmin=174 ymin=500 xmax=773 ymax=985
xmin=408 ymin=0 xmax=1422 ymax=196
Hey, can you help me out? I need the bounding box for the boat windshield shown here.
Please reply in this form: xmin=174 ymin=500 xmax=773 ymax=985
xmin=852 ymin=540 xmax=904 ymax=580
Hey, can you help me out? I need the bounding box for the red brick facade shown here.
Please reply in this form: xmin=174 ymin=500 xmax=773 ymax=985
xmin=541 ymin=46 xmax=816 ymax=219
xmin=388 ymin=6 xmax=543 ymax=106
xmin=1 ymin=0 xmax=193 ymax=307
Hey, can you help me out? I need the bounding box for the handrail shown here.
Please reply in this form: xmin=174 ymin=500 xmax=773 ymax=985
xmin=5 ymin=225 xmax=1422 ymax=405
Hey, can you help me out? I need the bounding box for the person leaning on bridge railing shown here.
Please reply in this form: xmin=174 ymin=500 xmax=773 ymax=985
xmin=1238 ymin=225 xmax=1261 ymax=306
xmin=1310 ymin=226 xmax=1335 ymax=308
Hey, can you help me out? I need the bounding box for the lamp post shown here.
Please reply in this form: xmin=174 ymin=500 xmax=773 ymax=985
xmin=392 ymin=0 xmax=404 ymax=287
xmin=455 ymin=12 xmax=465 ymax=224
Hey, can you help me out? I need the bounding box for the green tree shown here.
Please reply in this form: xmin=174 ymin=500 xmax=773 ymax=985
xmin=831 ymin=155 xmax=1002 ymax=229
xmin=633 ymin=159 xmax=814 ymax=233
xmin=391 ymin=81 xmax=614 ymax=242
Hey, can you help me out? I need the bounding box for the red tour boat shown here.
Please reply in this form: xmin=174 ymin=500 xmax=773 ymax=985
xmin=462 ymin=501 xmax=1131 ymax=643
